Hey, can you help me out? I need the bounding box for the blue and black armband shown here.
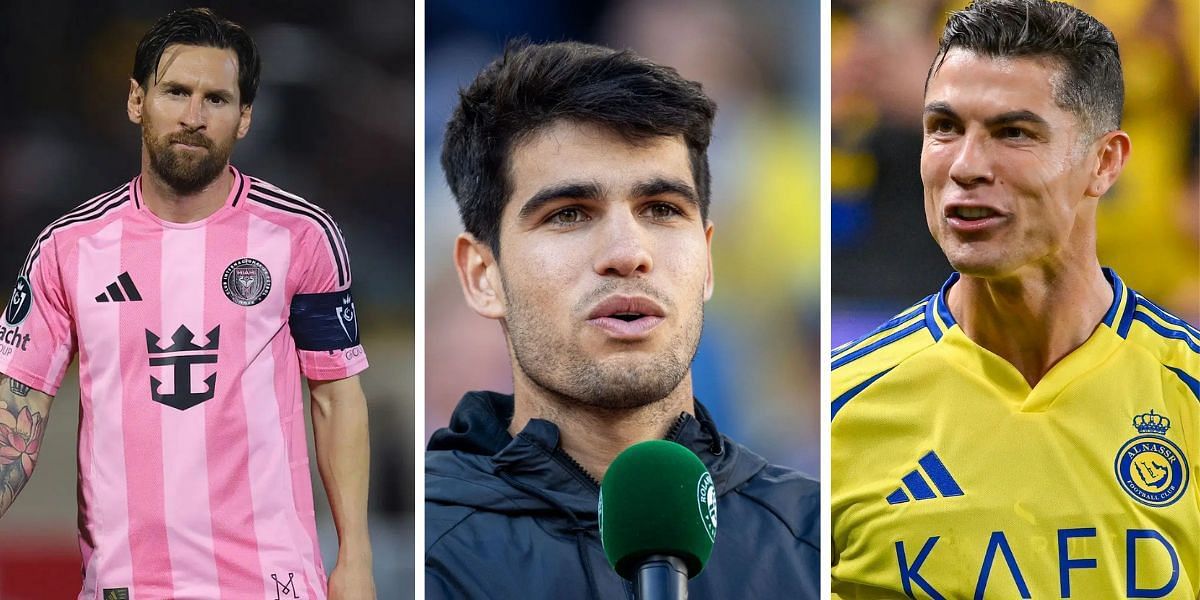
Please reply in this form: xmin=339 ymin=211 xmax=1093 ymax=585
xmin=290 ymin=289 xmax=361 ymax=351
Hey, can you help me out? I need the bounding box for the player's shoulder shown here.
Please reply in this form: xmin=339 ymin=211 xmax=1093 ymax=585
xmin=21 ymin=180 xmax=135 ymax=270
xmin=241 ymin=174 xmax=343 ymax=232
xmin=1120 ymin=286 xmax=1200 ymax=376
xmin=39 ymin=180 xmax=135 ymax=241
xmin=831 ymin=293 xmax=943 ymax=410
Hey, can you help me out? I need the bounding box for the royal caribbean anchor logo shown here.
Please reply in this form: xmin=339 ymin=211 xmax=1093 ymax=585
xmin=146 ymin=325 xmax=221 ymax=410
xmin=1115 ymin=410 xmax=1189 ymax=507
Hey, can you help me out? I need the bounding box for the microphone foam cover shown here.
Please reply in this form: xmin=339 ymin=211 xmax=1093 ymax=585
xmin=599 ymin=440 xmax=717 ymax=580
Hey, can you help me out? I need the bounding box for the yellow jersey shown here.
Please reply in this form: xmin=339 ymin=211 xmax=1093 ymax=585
xmin=831 ymin=269 xmax=1200 ymax=599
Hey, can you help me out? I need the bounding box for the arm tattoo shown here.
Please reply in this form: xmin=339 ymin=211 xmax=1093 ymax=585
xmin=0 ymin=374 xmax=51 ymax=518
xmin=9 ymin=379 xmax=29 ymax=397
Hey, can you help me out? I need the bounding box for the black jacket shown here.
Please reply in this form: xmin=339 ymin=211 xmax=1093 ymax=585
xmin=425 ymin=391 xmax=820 ymax=599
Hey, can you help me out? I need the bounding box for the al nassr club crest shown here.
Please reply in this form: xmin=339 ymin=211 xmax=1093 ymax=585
xmin=1114 ymin=410 xmax=1189 ymax=507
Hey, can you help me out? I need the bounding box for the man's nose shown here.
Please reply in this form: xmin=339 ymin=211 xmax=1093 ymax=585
xmin=593 ymin=211 xmax=653 ymax=277
xmin=948 ymin=131 xmax=993 ymax=187
xmin=180 ymin=96 xmax=206 ymax=129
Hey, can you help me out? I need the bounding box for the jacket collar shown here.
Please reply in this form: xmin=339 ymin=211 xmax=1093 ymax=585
xmin=427 ymin=391 xmax=766 ymax=518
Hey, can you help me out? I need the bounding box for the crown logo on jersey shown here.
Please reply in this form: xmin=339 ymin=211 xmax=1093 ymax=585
xmin=1133 ymin=410 xmax=1170 ymax=436
xmin=146 ymin=325 xmax=221 ymax=353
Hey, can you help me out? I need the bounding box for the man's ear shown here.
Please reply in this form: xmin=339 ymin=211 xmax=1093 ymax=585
xmin=1086 ymin=129 xmax=1131 ymax=198
xmin=454 ymin=233 xmax=506 ymax=319
xmin=127 ymin=79 xmax=145 ymax=125
xmin=703 ymin=220 xmax=715 ymax=301
xmin=236 ymin=104 xmax=253 ymax=139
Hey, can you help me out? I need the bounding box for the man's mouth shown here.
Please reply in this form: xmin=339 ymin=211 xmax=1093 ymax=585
xmin=170 ymin=136 xmax=210 ymax=149
xmin=952 ymin=206 xmax=997 ymax=220
xmin=944 ymin=203 xmax=1007 ymax=233
xmin=586 ymin=296 xmax=666 ymax=339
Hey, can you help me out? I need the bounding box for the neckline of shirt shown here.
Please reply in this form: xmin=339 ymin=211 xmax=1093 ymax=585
xmin=130 ymin=166 xmax=247 ymax=230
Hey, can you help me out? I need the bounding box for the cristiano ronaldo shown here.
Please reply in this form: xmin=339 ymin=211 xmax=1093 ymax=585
xmin=831 ymin=1 xmax=1199 ymax=598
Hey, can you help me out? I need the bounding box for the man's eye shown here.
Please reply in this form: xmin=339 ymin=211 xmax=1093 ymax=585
xmin=1001 ymin=127 xmax=1027 ymax=139
xmin=930 ymin=120 xmax=956 ymax=134
xmin=208 ymin=96 xmax=227 ymax=105
xmin=169 ymin=89 xmax=186 ymax=96
xmin=548 ymin=207 xmax=588 ymax=225
xmin=645 ymin=203 xmax=681 ymax=220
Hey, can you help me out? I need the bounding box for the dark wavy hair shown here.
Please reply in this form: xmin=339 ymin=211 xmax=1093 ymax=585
xmin=927 ymin=0 xmax=1123 ymax=137
xmin=442 ymin=40 xmax=717 ymax=255
xmin=132 ymin=8 xmax=261 ymax=107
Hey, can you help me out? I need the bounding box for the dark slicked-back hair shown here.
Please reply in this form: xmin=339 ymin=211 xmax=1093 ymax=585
xmin=926 ymin=0 xmax=1123 ymax=138
xmin=442 ymin=41 xmax=717 ymax=255
xmin=133 ymin=8 xmax=261 ymax=107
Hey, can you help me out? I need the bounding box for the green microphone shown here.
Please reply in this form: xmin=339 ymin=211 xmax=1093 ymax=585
xmin=599 ymin=440 xmax=717 ymax=599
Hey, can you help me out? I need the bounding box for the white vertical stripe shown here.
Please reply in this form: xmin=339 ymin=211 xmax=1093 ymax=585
xmin=240 ymin=214 xmax=322 ymax=589
xmin=159 ymin=227 xmax=219 ymax=595
xmin=76 ymin=219 xmax=132 ymax=597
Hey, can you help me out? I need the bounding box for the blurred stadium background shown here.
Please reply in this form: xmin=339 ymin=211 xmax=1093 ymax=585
xmin=0 ymin=2 xmax=413 ymax=598
xmin=833 ymin=0 xmax=1200 ymax=346
xmin=426 ymin=0 xmax=821 ymax=481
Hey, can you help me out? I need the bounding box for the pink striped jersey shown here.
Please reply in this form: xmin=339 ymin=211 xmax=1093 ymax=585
xmin=0 ymin=166 xmax=368 ymax=600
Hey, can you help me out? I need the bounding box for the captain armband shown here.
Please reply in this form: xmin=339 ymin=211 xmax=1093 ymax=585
xmin=290 ymin=289 xmax=361 ymax=351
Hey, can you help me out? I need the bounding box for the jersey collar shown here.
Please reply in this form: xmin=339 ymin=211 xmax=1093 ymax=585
xmin=928 ymin=267 xmax=1132 ymax=341
xmin=130 ymin=165 xmax=249 ymax=227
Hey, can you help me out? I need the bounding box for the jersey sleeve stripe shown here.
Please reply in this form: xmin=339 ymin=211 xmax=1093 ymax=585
xmin=247 ymin=178 xmax=351 ymax=276
xmin=247 ymin=182 xmax=350 ymax=277
xmin=833 ymin=319 xmax=927 ymax=371
xmin=1134 ymin=295 xmax=1200 ymax=343
xmin=1164 ymin=366 xmax=1200 ymax=403
xmin=1131 ymin=311 xmax=1200 ymax=354
xmin=832 ymin=299 xmax=928 ymax=360
xmin=246 ymin=187 xmax=349 ymax=287
xmin=832 ymin=366 xmax=894 ymax=420
xmin=21 ymin=186 xmax=131 ymax=277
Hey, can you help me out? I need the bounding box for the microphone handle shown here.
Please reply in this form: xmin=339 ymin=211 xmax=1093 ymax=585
xmin=634 ymin=554 xmax=689 ymax=600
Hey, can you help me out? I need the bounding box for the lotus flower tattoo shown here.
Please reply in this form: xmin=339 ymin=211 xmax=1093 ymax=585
xmin=0 ymin=405 xmax=43 ymax=477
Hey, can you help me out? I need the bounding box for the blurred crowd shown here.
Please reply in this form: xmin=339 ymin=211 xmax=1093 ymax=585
xmin=832 ymin=0 xmax=1200 ymax=344
xmin=425 ymin=0 xmax=822 ymax=476
xmin=0 ymin=1 xmax=413 ymax=597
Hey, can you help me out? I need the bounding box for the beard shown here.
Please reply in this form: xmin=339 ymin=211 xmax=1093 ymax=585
xmin=503 ymin=277 xmax=705 ymax=411
xmin=143 ymin=123 xmax=234 ymax=194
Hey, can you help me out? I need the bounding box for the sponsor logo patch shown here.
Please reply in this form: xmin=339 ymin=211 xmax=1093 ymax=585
xmin=146 ymin=325 xmax=221 ymax=411
xmin=222 ymin=258 xmax=272 ymax=306
xmin=336 ymin=293 xmax=358 ymax=342
xmin=5 ymin=276 xmax=33 ymax=325
xmin=697 ymin=471 xmax=717 ymax=542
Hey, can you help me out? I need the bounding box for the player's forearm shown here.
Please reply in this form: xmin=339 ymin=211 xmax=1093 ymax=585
xmin=0 ymin=374 xmax=53 ymax=519
xmin=310 ymin=377 xmax=373 ymax=563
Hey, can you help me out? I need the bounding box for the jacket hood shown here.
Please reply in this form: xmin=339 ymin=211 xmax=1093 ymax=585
xmin=426 ymin=391 xmax=769 ymax=524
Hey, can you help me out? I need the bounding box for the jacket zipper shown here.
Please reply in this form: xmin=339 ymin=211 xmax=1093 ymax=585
xmin=553 ymin=448 xmax=602 ymax=491
xmin=555 ymin=412 xmax=692 ymax=492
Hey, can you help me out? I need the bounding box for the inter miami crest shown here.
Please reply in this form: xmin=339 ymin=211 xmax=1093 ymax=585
xmin=1115 ymin=410 xmax=1189 ymax=507
xmin=223 ymin=258 xmax=272 ymax=306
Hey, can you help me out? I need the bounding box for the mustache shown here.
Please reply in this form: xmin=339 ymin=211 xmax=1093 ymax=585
xmin=167 ymin=131 xmax=212 ymax=148
xmin=574 ymin=279 xmax=674 ymax=315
